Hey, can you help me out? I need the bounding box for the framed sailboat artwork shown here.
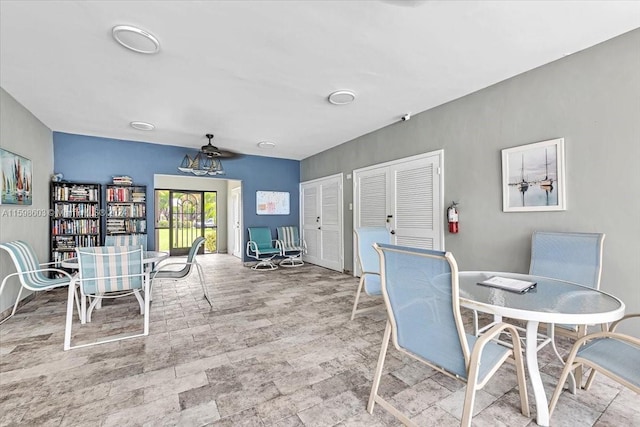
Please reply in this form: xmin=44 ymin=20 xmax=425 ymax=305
xmin=0 ymin=148 xmax=33 ymax=205
xmin=501 ymin=138 xmax=566 ymax=212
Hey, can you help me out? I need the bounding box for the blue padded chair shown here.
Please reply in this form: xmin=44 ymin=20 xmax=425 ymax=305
xmin=530 ymin=231 xmax=605 ymax=386
xmin=351 ymin=227 xmax=390 ymax=320
xmin=276 ymin=226 xmax=307 ymax=267
xmin=0 ymin=240 xmax=75 ymax=324
xmin=150 ymin=237 xmax=211 ymax=306
xmin=246 ymin=227 xmax=281 ymax=270
xmin=105 ymin=234 xmax=148 ymax=250
xmin=64 ymin=245 xmax=148 ymax=350
xmin=549 ymin=313 xmax=640 ymax=419
xmin=368 ymin=243 xmax=529 ymax=427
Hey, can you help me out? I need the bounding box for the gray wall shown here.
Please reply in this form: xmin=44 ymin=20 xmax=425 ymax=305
xmin=301 ymin=29 xmax=640 ymax=329
xmin=0 ymin=88 xmax=54 ymax=317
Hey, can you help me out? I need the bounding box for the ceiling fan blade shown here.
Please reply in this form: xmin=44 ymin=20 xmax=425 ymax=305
xmin=211 ymin=149 xmax=240 ymax=159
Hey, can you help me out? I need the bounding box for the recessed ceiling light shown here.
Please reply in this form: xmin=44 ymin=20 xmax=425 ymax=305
xmin=130 ymin=121 xmax=155 ymax=131
xmin=257 ymin=141 xmax=276 ymax=149
xmin=112 ymin=25 xmax=160 ymax=54
xmin=328 ymin=90 xmax=356 ymax=105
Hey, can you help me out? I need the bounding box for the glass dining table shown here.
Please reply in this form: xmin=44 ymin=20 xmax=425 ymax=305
xmin=61 ymin=250 xmax=169 ymax=270
xmin=458 ymin=271 xmax=625 ymax=426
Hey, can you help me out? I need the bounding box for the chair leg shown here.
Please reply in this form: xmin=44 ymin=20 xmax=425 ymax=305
xmin=462 ymin=351 xmax=481 ymax=427
xmin=196 ymin=263 xmax=212 ymax=307
xmin=368 ymin=321 xmax=391 ymax=413
xmin=63 ymin=283 xmax=76 ymax=351
xmin=350 ymin=277 xmax=365 ymax=320
xmin=133 ymin=289 xmax=145 ymax=314
xmin=143 ymin=275 xmax=150 ymax=336
xmin=0 ymin=286 xmax=24 ymax=325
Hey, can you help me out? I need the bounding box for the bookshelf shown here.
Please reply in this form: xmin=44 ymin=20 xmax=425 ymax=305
xmin=50 ymin=181 xmax=102 ymax=268
xmin=105 ymin=184 xmax=147 ymax=236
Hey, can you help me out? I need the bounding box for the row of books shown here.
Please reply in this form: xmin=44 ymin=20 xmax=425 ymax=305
xmin=53 ymin=235 xmax=100 ymax=249
xmin=53 ymin=185 xmax=99 ymax=202
xmin=54 ymin=203 xmax=100 ymax=218
xmin=106 ymin=219 xmax=147 ymax=233
xmin=52 ymin=251 xmax=78 ymax=267
xmin=112 ymin=176 xmax=133 ymax=185
xmin=106 ymin=187 xmax=146 ymax=202
xmin=52 ymin=219 xmax=100 ymax=235
xmin=107 ymin=204 xmax=146 ymax=217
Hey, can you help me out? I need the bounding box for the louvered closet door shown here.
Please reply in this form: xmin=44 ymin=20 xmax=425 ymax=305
xmin=355 ymin=168 xmax=389 ymax=227
xmin=391 ymin=155 xmax=441 ymax=250
xmin=301 ymin=185 xmax=320 ymax=266
xmin=319 ymin=179 xmax=342 ymax=271
xmin=300 ymin=174 xmax=344 ymax=272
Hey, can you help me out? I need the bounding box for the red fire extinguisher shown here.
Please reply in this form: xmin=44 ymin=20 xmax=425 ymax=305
xmin=447 ymin=202 xmax=459 ymax=234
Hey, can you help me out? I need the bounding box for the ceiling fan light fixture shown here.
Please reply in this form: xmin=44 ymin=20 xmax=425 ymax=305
xmin=130 ymin=121 xmax=155 ymax=131
xmin=328 ymin=90 xmax=356 ymax=105
xmin=177 ymin=154 xmax=194 ymax=172
xmin=112 ymin=25 xmax=160 ymax=54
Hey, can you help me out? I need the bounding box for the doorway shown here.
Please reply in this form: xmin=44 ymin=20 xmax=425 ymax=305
xmin=155 ymin=189 xmax=218 ymax=256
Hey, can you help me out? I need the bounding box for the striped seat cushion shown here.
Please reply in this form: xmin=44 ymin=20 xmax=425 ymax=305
xmin=77 ymin=246 xmax=144 ymax=294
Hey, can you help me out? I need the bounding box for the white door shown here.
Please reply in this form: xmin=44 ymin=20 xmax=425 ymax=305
xmin=353 ymin=150 xmax=444 ymax=274
xmin=231 ymin=186 xmax=242 ymax=258
xmin=300 ymin=174 xmax=343 ymax=272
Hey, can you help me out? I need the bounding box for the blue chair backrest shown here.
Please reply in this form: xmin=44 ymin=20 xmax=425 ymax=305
xmin=529 ymin=231 xmax=605 ymax=289
xmin=355 ymin=227 xmax=390 ymax=274
xmin=0 ymin=240 xmax=47 ymax=285
xmin=105 ymin=234 xmax=148 ymax=250
xmin=277 ymin=226 xmax=300 ymax=245
xmin=76 ymin=246 xmax=144 ymax=295
xmin=248 ymin=227 xmax=275 ymax=250
xmin=374 ymin=243 xmax=470 ymax=378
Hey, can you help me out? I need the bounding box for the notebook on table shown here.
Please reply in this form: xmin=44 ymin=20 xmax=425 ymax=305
xmin=477 ymin=276 xmax=537 ymax=293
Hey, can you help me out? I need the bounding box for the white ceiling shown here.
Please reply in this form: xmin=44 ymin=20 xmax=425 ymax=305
xmin=1 ymin=1 xmax=639 ymax=160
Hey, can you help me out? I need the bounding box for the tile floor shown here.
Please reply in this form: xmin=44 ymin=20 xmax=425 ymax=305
xmin=0 ymin=254 xmax=637 ymax=426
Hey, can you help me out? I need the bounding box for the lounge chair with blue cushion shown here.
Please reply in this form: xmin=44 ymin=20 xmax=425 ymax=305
xmin=246 ymin=227 xmax=281 ymax=270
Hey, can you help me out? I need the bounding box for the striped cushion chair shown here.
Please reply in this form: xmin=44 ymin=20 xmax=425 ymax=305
xmin=0 ymin=240 xmax=75 ymax=324
xmin=276 ymin=226 xmax=307 ymax=267
xmin=105 ymin=234 xmax=148 ymax=250
xmin=64 ymin=245 xmax=148 ymax=350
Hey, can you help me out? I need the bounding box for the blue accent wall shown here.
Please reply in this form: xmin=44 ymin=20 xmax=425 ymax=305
xmin=53 ymin=132 xmax=300 ymax=259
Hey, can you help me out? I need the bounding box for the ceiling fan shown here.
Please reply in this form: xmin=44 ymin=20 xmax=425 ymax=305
xmin=200 ymin=133 xmax=240 ymax=158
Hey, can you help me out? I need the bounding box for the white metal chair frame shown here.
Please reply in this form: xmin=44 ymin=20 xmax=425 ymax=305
xmin=0 ymin=240 xmax=77 ymax=325
xmin=150 ymin=237 xmax=211 ymax=306
xmin=368 ymin=244 xmax=529 ymax=427
xmin=64 ymin=246 xmax=149 ymax=350
xmin=549 ymin=313 xmax=640 ymax=419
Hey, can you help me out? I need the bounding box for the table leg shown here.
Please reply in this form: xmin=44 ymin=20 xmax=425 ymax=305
xmin=526 ymin=320 xmax=549 ymax=426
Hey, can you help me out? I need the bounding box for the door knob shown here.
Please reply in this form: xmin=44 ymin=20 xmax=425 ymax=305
xmin=390 ymin=230 xmax=396 ymax=235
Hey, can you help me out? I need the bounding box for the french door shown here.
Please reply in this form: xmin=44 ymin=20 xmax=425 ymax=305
xmin=154 ymin=189 xmax=217 ymax=256
xmin=300 ymin=174 xmax=343 ymax=272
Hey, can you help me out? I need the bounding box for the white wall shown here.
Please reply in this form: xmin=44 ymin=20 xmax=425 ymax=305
xmin=0 ymin=88 xmax=54 ymax=318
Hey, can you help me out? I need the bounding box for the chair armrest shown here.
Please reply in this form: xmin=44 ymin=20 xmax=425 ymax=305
xmin=473 ymin=322 xmax=525 ymax=358
xmin=1 ymin=268 xmax=74 ymax=292
xmin=610 ymin=313 xmax=640 ymax=332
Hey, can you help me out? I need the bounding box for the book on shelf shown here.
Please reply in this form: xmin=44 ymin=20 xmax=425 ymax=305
xmin=112 ymin=176 xmax=133 ymax=185
xmin=477 ymin=276 xmax=537 ymax=293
